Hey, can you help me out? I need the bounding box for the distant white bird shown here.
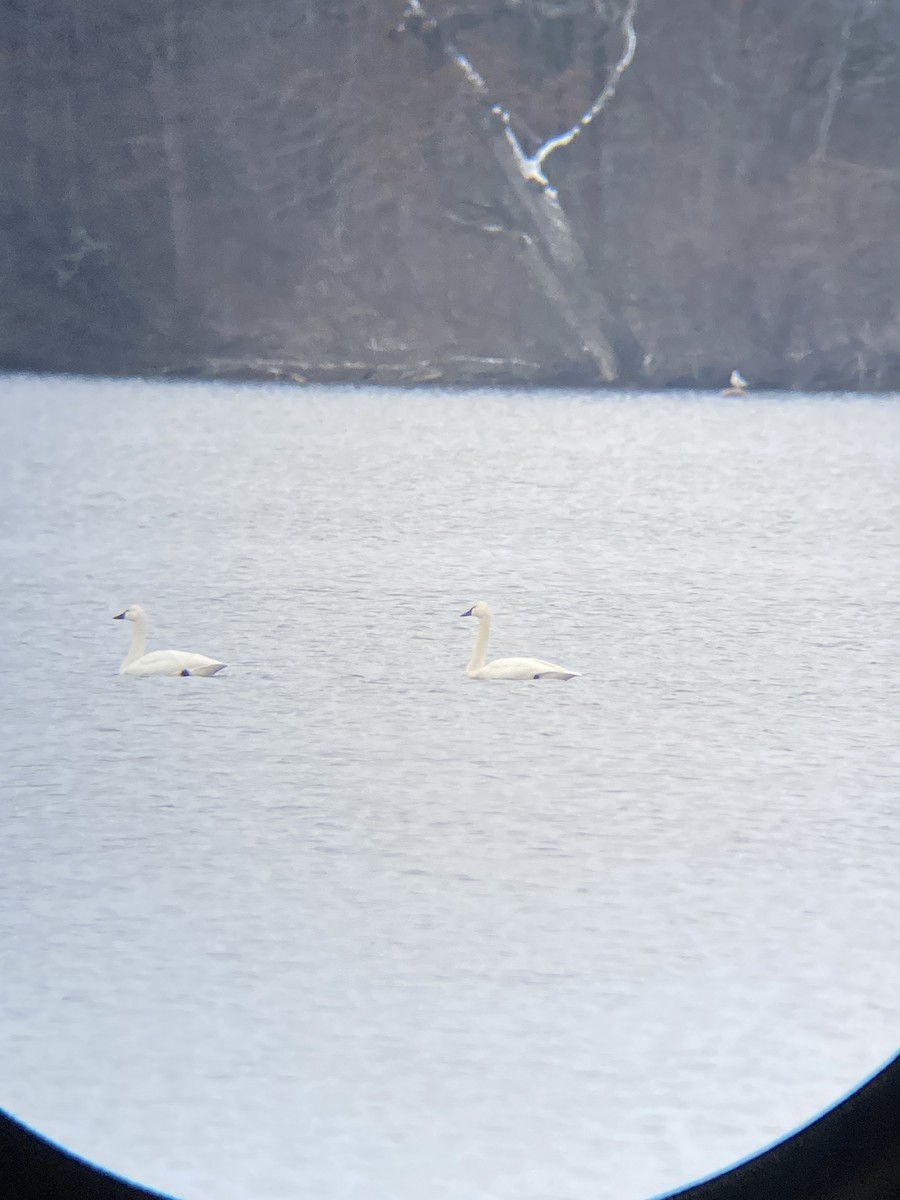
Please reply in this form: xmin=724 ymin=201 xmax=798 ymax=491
xmin=722 ymin=368 xmax=749 ymax=396
xmin=460 ymin=601 xmax=580 ymax=681
xmin=114 ymin=604 xmax=226 ymax=677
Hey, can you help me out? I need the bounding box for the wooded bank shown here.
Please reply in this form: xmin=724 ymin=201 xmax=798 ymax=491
xmin=3 ymin=0 xmax=899 ymax=391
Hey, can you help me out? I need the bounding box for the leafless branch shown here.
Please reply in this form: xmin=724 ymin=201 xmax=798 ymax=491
xmin=398 ymin=1 xmax=489 ymax=93
xmin=398 ymin=0 xmax=638 ymax=201
xmin=534 ymin=0 xmax=639 ymax=174
xmin=812 ymin=5 xmax=857 ymax=164
xmin=55 ymin=226 xmax=110 ymax=286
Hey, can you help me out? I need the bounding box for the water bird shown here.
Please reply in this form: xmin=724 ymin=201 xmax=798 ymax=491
xmin=113 ymin=604 xmax=227 ymax=677
xmin=722 ymin=368 xmax=749 ymax=396
xmin=460 ymin=601 xmax=580 ymax=681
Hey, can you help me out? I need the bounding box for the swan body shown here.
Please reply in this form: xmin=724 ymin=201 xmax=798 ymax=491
xmin=114 ymin=604 xmax=226 ymax=677
xmin=460 ymin=601 xmax=580 ymax=681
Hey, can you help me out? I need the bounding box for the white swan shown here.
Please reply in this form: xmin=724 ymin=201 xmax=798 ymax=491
xmin=114 ymin=604 xmax=226 ymax=677
xmin=460 ymin=601 xmax=580 ymax=681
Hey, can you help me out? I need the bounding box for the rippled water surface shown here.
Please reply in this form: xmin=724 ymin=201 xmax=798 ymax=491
xmin=1 ymin=375 xmax=899 ymax=1200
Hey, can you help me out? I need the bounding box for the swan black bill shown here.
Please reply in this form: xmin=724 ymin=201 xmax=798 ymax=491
xmin=461 ymin=607 xmax=474 ymax=617
xmin=181 ymin=669 xmax=191 ymax=676
xmin=113 ymin=611 xmax=126 ymax=620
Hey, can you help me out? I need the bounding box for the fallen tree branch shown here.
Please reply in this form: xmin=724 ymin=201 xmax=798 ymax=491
xmin=395 ymin=0 xmax=639 ymax=381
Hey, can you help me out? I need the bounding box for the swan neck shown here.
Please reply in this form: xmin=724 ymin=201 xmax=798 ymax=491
xmin=467 ymin=611 xmax=490 ymax=673
xmin=123 ymin=614 xmax=146 ymax=666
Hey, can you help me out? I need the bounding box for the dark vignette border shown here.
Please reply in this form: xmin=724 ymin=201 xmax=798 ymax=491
xmin=3 ymin=1051 xmax=900 ymax=1200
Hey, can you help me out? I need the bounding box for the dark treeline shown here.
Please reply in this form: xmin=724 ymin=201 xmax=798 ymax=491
xmin=2 ymin=0 xmax=900 ymax=390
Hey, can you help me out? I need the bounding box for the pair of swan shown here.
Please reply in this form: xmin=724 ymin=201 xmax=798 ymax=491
xmin=113 ymin=599 xmax=578 ymax=684
xmin=114 ymin=604 xmax=226 ymax=677
xmin=461 ymin=601 xmax=580 ymax=681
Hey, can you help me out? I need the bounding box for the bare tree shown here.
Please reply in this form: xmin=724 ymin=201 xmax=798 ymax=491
xmin=148 ymin=2 xmax=195 ymax=322
xmin=397 ymin=0 xmax=639 ymax=382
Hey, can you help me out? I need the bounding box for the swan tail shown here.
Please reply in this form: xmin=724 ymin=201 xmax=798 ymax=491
xmin=180 ymin=659 xmax=227 ymax=677
xmin=531 ymin=658 xmax=580 ymax=680
xmin=184 ymin=657 xmax=227 ymax=676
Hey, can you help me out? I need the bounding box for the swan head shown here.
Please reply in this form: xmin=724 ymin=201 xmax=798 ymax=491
xmin=114 ymin=604 xmax=145 ymax=622
xmin=461 ymin=601 xmax=490 ymax=620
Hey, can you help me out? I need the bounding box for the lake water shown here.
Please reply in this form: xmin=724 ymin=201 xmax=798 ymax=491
xmin=1 ymin=374 xmax=899 ymax=1200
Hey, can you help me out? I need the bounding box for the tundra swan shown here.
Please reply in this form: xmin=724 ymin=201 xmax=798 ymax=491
xmin=114 ymin=604 xmax=226 ymax=677
xmin=460 ymin=601 xmax=580 ymax=681
xmin=722 ymin=368 xmax=748 ymax=397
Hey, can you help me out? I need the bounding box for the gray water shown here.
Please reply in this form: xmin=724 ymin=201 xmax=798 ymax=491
xmin=1 ymin=374 xmax=899 ymax=1200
